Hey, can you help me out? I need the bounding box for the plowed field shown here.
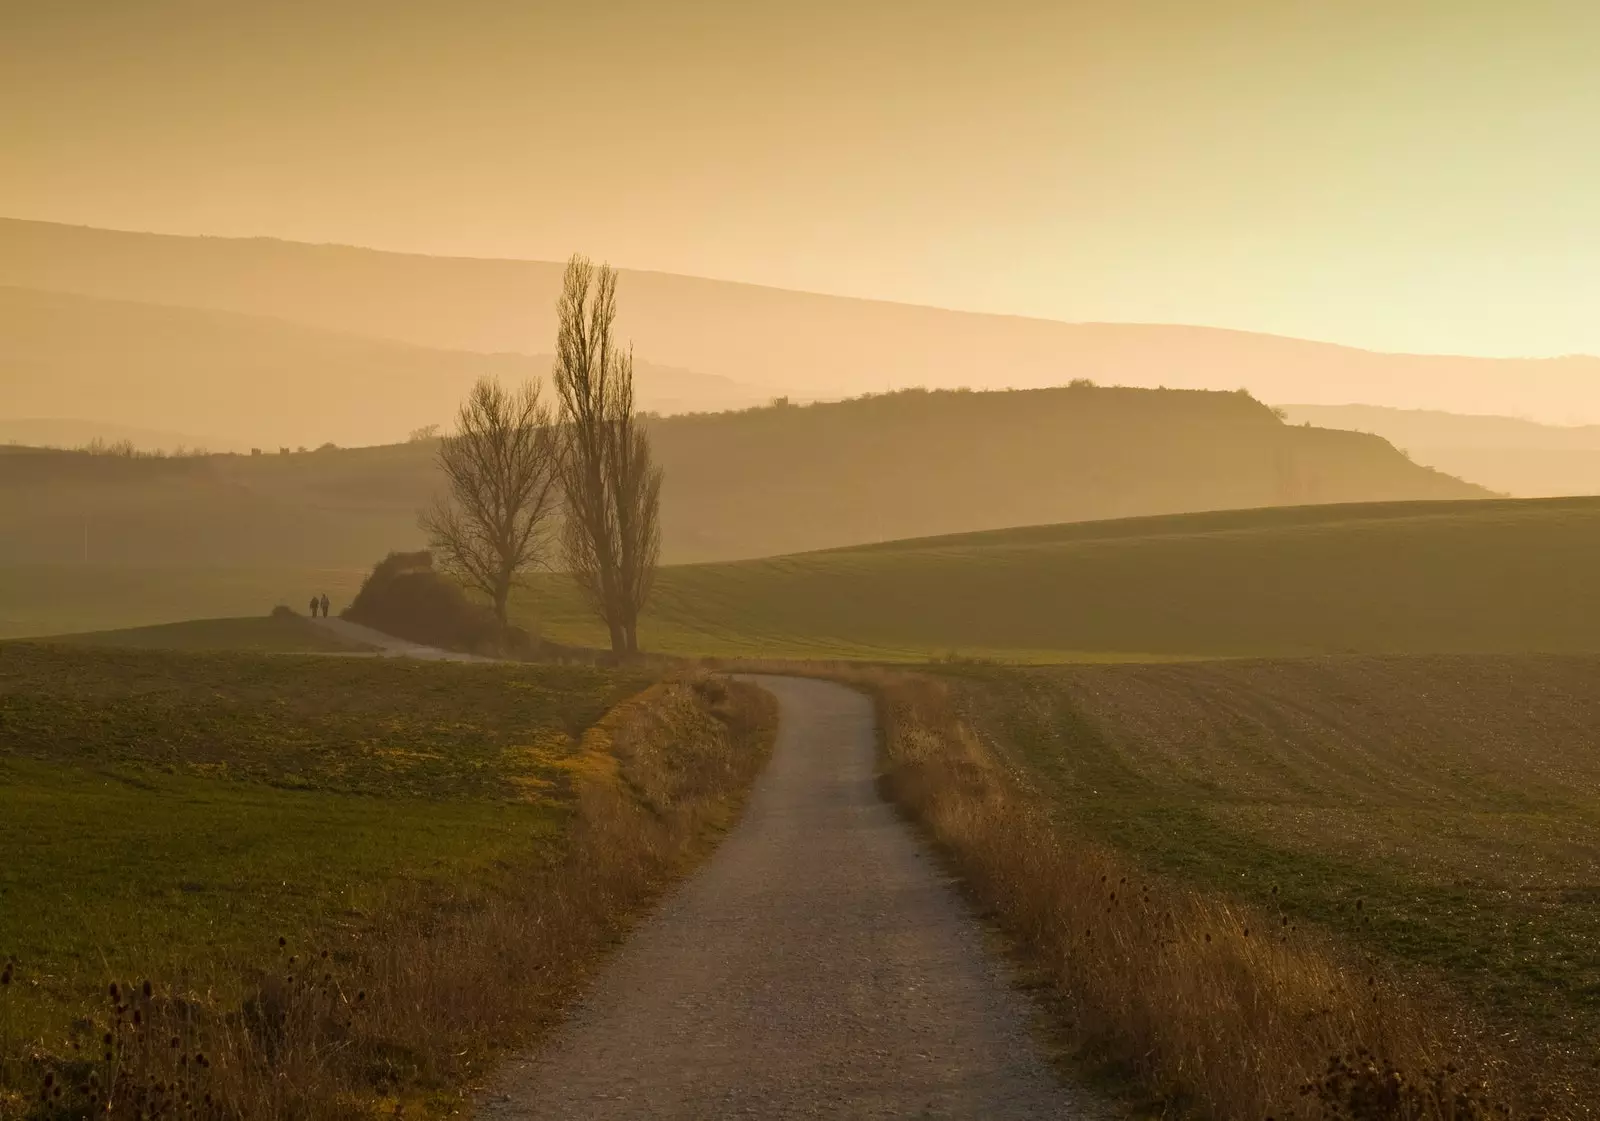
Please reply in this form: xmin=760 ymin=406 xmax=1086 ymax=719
xmin=960 ymin=654 xmax=1600 ymax=1084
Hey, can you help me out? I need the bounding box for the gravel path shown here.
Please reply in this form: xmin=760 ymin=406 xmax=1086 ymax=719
xmin=309 ymin=617 xmax=497 ymax=661
xmin=480 ymin=675 xmax=1097 ymax=1120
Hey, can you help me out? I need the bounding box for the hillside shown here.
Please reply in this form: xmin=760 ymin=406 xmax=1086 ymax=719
xmin=0 ymin=386 xmax=1481 ymax=581
xmin=645 ymin=386 xmax=1480 ymax=560
xmin=43 ymin=497 xmax=1600 ymax=661
xmin=5 ymin=218 xmax=1600 ymax=422
xmin=0 ymin=286 xmax=766 ymax=448
xmin=1280 ymin=403 xmax=1600 ymax=498
xmin=520 ymin=497 xmax=1600 ymax=661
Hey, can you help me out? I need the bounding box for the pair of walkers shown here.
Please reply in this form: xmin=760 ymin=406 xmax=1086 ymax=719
xmin=308 ymin=593 xmax=330 ymax=619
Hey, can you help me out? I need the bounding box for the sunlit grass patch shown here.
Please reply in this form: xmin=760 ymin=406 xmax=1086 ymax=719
xmin=0 ymin=644 xmax=649 ymax=1038
xmin=0 ymin=643 xmax=647 ymax=800
xmin=0 ymin=755 xmax=564 ymax=1040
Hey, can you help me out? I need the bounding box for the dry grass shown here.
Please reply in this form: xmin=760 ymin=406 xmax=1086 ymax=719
xmin=836 ymin=667 xmax=1545 ymax=1121
xmin=1 ymin=674 xmax=776 ymax=1121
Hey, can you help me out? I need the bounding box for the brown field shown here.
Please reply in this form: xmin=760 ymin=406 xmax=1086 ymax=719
xmin=834 ymin=655 xmax=1600 ymax=1119
xmin=979 ymin=655 xmax=1600 ymax=1053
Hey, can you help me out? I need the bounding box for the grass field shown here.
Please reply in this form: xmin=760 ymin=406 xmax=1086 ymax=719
xmin=953 ymin=654 xmax=1600 ymax=1097
xmin=0 ymin=565 xmax=367 ymax=640
xmin=0 ymin=643 xmax=648 ymax=1043
xmin=519 ymin=495 xmax=1600 ymax=661
xmin=0 ymin=643 xmax=779 ymax=1121
xmin=40 ymin=614 xmax=370 ymax=652
xmin=20 ymin=497 xmax=1600 ymax=662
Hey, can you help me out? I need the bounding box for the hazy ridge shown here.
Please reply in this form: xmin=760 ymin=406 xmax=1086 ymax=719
xmin=1279 ymin=403 xmax=1600 ymax=497
xmin=0 ymin=285 xmax=767 ymax=448
xmin=0 ymin=385 xmax=1482 ymax=589
xmin=5 ymin=218 xmax=1600 ymax=423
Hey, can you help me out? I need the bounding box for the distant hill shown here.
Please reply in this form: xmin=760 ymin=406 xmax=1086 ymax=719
xmin=642 ymin=386 xmax=1481 ymax=560
xmin=0 ymin=286 xmax=767 ymax=448
xmin=4 ymin=218 xmax=1600 ymax=422
xmin=1280 ymin=404 xmax=1600 ymax=497
xmin=519 ymin=496 xmax=1600 ymax=661
xmin=0 ymin=386 xmax=1482 ymax=589
xmin=0 ymin=417 xmax=238 ymax=454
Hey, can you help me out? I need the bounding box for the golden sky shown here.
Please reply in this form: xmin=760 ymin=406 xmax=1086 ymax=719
xmin=4 ymin=0 xmax=1598 ymax=357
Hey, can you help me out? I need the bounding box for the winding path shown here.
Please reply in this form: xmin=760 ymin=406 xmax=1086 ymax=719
xmin=480 ymin=675 xmax=1096 ymax=1120
xmin=309 ymin=616 xmax=497 ymax=661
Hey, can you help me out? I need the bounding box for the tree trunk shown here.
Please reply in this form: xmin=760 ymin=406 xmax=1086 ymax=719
xmin=493 ymin=578 xmax=509 ymax=627
xmin=607 ymin=618 xmax=626 ymax=657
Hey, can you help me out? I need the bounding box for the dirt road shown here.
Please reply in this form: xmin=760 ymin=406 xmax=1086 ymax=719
xmin=310 ymin=616 xmax=496 ymax=661
xmin=481 ymin=675 xmax=1095 ymax=1120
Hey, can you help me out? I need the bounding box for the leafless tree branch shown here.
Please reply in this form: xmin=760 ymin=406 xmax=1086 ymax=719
xmin=419 ymin=377 xmax=560 ymax=626
xmin=552 ymin=254 xmax=663 ymax=657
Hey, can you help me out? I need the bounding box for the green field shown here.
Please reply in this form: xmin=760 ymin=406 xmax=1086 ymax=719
xmin=20 ymin=496 xmax=1600 ymax=662
xmin=0 ymin=564 xmax=368 ymax=639
xmin=41 ymin=613 xmax=371 ymax=652
xmin=0 ymin=644 xmax=648 ymax=1037
xmin=518 ymin=495 xmax=1600 ymax=661
xmin=953 ymin=654 xmax=1600 ymax=1086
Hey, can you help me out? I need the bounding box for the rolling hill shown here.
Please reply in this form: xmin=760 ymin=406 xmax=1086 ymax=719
xmin=1279 ymin=403 xmax=1600 ymax=498
xmin=518 ymin=496 xmax=1600 ymax=661
xmin=5 ymin=218 xmax=1600 ymax=423
xmin=0 ymin=385 xmax=1481 ymax=581
xmin=38 ymin=497 xmax=1600 ymax=662
xmin=0 ymin=286 xmax=766 ymax=448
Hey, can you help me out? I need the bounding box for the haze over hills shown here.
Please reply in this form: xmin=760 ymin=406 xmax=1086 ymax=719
xmin=5 ymin=218 xmax=1600 ymax=424
xmin=0 ymin=417 xmax=238 ymax=454
xmin=1279 ymin=404 xmax=1600 ymax=498
xmin=639 ymin=386 xmax=1482 ymax=560
xmin=0 ymin=386 xmax=1481 ymax=615
xmin=0 ymin=286 xmax=767 ymax=448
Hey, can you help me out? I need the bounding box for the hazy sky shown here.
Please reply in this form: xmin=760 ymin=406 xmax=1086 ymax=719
xmin=4 ymin=1 xmax=1599 ymax=357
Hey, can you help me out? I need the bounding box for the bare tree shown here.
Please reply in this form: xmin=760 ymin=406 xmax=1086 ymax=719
xmin=419 ymin=377 xmax=560 ymax=626
xmin=552 ymin=254 xmax=663 ymax=657
xmin=608 ymin=350 xmax=664 ymax=653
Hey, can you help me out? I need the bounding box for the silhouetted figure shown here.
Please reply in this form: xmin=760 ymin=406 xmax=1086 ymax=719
xmin=309 ymin=595 xmax=320 ymax=618
xmin=320 ymin=593 xmax=330 ymax=618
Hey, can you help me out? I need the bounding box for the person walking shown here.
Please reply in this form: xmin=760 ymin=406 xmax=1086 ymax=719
xmin=320 ymin=593 xmax=330 ymax=619
xmin=308 ymin=594 xmax=320 ymax=618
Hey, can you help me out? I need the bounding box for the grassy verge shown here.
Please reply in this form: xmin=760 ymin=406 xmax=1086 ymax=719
xmin=837 ymin=664 xmax=1574 ymax=1120
xmin=0 ymin=644 xmax=776 ymax=1119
